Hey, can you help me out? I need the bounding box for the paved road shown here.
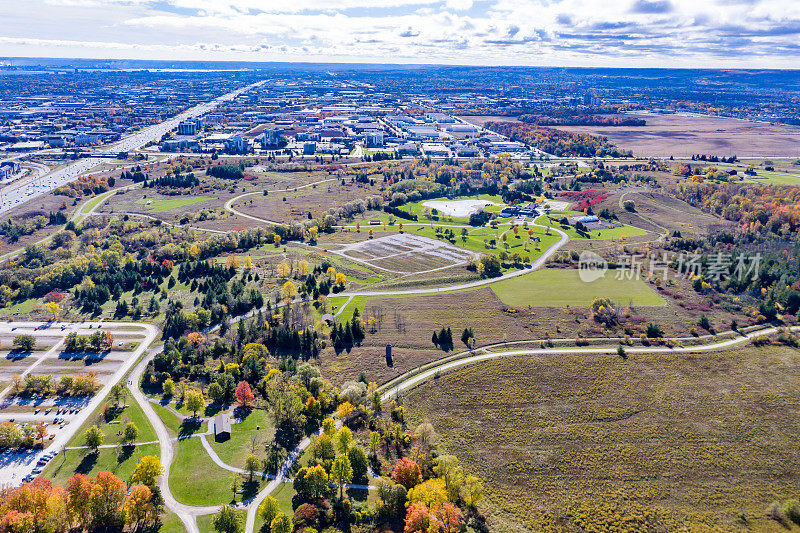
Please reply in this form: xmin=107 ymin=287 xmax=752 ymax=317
xmin=379 ymin=324 xmax=799 ymax=401
xmin=0 ymin=81 xmax=264 ymax=215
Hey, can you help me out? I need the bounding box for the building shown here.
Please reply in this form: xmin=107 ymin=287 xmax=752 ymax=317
xmin=303 ymin=142 xmax=317 ymax=155
xmin=364 ymin=131 xmax=384 ymax=148
xmin=0 ymin=162 xmax=20 ymax=179
xmin=225 ymin=135 xmax=249 ymax=154
xmin=260 ymin=128 xmax=286 ymax=149
xmin=177 ymin=120 xmax=197 ymax=136
xmin=214 ymin=414 xmax=231 ymax=442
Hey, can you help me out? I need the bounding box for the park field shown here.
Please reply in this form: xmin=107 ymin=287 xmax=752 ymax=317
xmin=405 ymin=345 xmax=800 ymax=532
xmin=490 ymin=268 xmax=665 ymax=307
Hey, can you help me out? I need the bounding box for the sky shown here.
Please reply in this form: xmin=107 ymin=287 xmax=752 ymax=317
xmin=2 ymin=0 xmax=800 ymax=68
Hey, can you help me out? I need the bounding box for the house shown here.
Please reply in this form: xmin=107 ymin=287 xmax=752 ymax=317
xmin=213 ymin=414 xmax=231 ymax=442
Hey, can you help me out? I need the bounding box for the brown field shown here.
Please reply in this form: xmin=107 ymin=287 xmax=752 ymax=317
xmin=550 ymin=114 xmax=800 ymax=158
xmin=405 ymin=345 xmax=800 ymax=532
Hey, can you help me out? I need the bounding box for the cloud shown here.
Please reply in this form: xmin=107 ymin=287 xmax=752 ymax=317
xmin=2 ymin=0 xmax=799 ymax=67
xmin=630 ymin=0 xmax=673 ymax=14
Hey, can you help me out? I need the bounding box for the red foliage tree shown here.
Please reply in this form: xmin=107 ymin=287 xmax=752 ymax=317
xmin=404 ymin=501 xmax=434 ymax=533
xmin=391 ymin=457 xmax=422 ymax=489
xmin=235 ymin=381 xmax=255 ymax=407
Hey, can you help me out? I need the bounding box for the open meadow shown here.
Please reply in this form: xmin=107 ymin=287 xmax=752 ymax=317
xmin=406 ymin=344 xmax=800 ymax=532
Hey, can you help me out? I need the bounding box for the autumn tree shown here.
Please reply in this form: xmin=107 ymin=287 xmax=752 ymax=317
xmin=122 ymin=422 xmax=138 ymax=445
xmin=235 ymin=381 xmax=255 ymax=407
xmin=270 ymin=513 xmax=292 ymax=533
xmin=84 ymin=425 xmax=103 ymax=452
xmin=124 ymin=484 xmax=156 ymax=529
xmin=131 ymin=455 xmax=163 ymax=487
xmin=185 ymin=388 xmax=205 ymax=418
xmin=257 ymin=495 xmax=279 ymax=525
xmin=392 ymin=457 xmax=422 ymax=489
xmin=331 ymin=455 xmax=353 ymax=499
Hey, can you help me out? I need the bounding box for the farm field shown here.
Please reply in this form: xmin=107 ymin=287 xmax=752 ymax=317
xmin=405 ymin=345 xmax=800 ymax=532
xmin=490 ymin=268 xmax=666 ymax=307
xmin=549 ymin=113 xmax=800 ymax=158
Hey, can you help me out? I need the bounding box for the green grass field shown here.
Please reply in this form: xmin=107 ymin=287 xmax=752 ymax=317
xmin=197 ymin=509 xmax=246 ymax=533
xmin=208 ymin=409 xmax=274 ymax=469
xmin=170 ymin=436 xmax=267 ymax=506
xmin=336 ymin=295 xmax=367 ymax=323
xmin=43 ymin=443 xmax=160 ymax=485
xmin=157 ymin=512 xmax=187 ymax=533
xmin=742 ymin=170 xmax=800 ymax=186
xmin=490 ymin=268 xmax=665 ymax=307
xmin=535 ymin=214 xmax=648 ymax=240
xmin=135 ymin=196 xmax=216 ymax=213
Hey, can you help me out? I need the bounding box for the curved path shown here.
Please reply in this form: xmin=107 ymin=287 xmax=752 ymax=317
xmin=224 ymin=177 xmax=339 ymax=226
xmin=379 ymin=324 xmax=799 ymax=401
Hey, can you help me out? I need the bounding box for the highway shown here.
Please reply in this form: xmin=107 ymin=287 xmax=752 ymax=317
xmin=0 ymin=80 xmax=264 ymax=215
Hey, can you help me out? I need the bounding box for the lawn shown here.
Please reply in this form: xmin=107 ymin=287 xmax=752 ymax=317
xmin=197 ymin=509 xmax=246 ymax=533
xmin=135 ymin=196 xmax=217 ymax=213
xmin=336 ymin=296 xmax=367 ymax=323
xmin=405 ymin=345 xmax=800 ymax=532
xmin=742 ymin=170 xmax=800 ymax=186
xmin=490 ymin=268 xmax=665 ymax=307
xmin=170 ymin=436 xmax=267 ymax=506
xmin=66 ymin=397 xmax=158 ymax=448
xmin=535 ymin=213 xmax=648 ymax=240
xmin=252 ymin=482 xmax=295 ymax=532
xmin=151 ymin=402 xmax=208 ymax=438
xmin=157 ymin=512 xmax=187 ymax=533
xmin=43 ymin=443 xmax=160 ymax=486
xmin=208 ymin=408 xmax=275 ymax=469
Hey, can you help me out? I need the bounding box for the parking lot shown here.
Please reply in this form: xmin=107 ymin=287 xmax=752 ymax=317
xmin=0 ymin=321 xmax=157 ymax=487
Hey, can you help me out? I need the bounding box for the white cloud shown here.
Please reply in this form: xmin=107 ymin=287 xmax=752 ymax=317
xmin=4 ymin=0 xmax=800 ymax=66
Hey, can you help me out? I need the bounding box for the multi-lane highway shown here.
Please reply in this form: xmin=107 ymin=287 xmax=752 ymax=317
xmin=0 ymin=80 xmax=264 ymax=215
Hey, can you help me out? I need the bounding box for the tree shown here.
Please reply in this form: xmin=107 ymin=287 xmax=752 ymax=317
xmin=122 ymin=422 xmax=138 ymax=445
xmin=270 ymin=513 xmax=292 ymax=533
xmin=335 ymin=426 xmax=353 ymax=454
xmin=84 ymin=425 xmax=103 ymax=451
xmin=245 ymin=453 xmax=260 ymax=480
xmin=212 ymin=505 xmax=241 ymax=533
xmin=235 ymin=381 xmax=255 ymax=407
xmin=34 ymin=421 xmax=48 ymax=447
xmin=89 ymin=471 xmax=126 ymax=527
xmin=124 ymin=484 xmax=156 ymax=529
xmin=162 ymin=378 xmax=175 ymax=397
xmin=185 ymin=389 xmax=205 ymax=418
xmin=434 ymin=502 xmax=463 ymax=533
xmin=331 ymin=455 xmax=353 ymax=499
xmin=257 ymin=495 xmax=279 ymax=525
xmin=404 ymin=501 xmax=435 ymax=533
xmin=348 ymin=446 xmax=369 ymax=482
xmin=13 ymin=334 xmax=35 ymax=352
xmin=281 ymin=281 xmax=297 ymax=299
xmin=304 ymin=465 xmax=328 ymax=500
xmin=131 ymin=455 xmax=163 ymax=486
xmin=208 ymin=382 xmax=224 ymax=404
xmin=109 ymin=382 xmax=126 ymax=407
xmin=45 ymin=301 xmax=60 ymax=321
xmin=392 ymin=457 xmax=422 ymax=489
xmin=434 ymin=455 xmax=464 ymax=502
